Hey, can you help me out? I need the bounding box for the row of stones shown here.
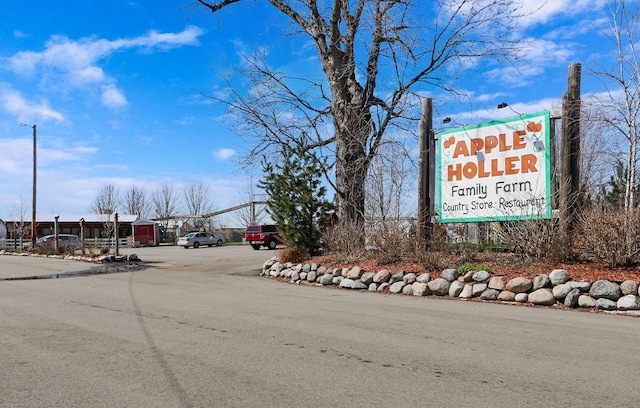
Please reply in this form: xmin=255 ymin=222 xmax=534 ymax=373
xmin=262 ymin=259 xmax=640 ymax=312
xmin=0 ymin=250 xmax=139 ymax=263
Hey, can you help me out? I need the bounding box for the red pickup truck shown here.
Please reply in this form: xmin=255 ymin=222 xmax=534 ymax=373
xmin=245 ymin=224 xmax=284 ymax=250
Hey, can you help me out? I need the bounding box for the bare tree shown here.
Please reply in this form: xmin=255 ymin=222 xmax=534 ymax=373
xmin=90 ymin=183 xmax=120 ymax=241
xmin=579 ymin=106 xmax=619 ymax=205
xmin=123 ymin=185 xmax=151 ymax=218
xmin=184 ymin=182 xmax=217 ymax=231
xmin=9 ymin=197 xmax=29 ymax=247
xmin=90 ymin=183 xmax=120 ymax=215
xmin=591 ymin=0 xmax=640 ymax=211
xmin=365 ymin=142 xmax=415 ymax=225
xmin=195 ymin=0 xmax=526 ymax=232
xmin=184 ymin=182 xmax=215 ymax=216
xmin=153 ymin=182 xmax=180 ymax=231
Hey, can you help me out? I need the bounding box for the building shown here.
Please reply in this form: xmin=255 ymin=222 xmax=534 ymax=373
xmin=0 ymin=213 xmax=149 ymax=244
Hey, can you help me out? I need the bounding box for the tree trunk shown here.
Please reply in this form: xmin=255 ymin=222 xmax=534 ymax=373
xmin=333 ymin=102 xmax=372 ymax=230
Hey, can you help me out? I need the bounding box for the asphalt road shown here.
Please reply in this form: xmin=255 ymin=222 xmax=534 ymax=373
xmin=1 ymin=245 xmax=639 ymax=407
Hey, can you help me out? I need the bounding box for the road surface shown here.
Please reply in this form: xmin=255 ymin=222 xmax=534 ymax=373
xmin=1 ymin=245 xmax=638 ymax=407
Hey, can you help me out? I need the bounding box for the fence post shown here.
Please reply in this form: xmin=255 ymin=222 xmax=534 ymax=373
xmin=114 ymin=212 xmax=119 ymax=257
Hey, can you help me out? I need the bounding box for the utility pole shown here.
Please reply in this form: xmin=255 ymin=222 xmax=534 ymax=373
xmin=32 ymin=125 xmax=37 ymax=247
xmin=560 ymin=63 xmax=582 ymax=247
xmin=417 ymin=98 xmax=434 ymax=247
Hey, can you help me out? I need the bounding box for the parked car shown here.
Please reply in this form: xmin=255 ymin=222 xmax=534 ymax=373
xmin=245 ymin=224 xmax=284 ymax=250
xmin=35 ymin=234 xmax=81 ymax=249
xmin=177 ymin=232 xmax=225 ymax=248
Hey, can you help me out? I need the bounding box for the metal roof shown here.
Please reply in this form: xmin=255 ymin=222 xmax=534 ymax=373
xmin=1 ymin=213 xmax=139 ymax=223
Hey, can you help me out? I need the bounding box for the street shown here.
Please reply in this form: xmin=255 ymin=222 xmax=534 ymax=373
xmin=1 ymin=245 xmax=638 ymax=407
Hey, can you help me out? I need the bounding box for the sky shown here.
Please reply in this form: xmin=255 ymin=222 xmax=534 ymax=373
xmin=0 ymin=0 xmax=629 ymax=227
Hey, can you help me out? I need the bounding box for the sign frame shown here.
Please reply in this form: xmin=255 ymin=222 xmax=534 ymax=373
xmin=437 ymin=111 xmax=552 ymax=223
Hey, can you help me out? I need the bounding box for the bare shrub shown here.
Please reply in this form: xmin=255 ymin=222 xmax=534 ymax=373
xmin=278 ymin=247 xmax=310 ymax=264
xmin=496 ymin=217 xmax=569 ymax=262
xmin=322 ymin=221 xmax=367 ymax=262
xmin=578 ymin=207 xmax=640 ymax=267
xmin=366 ymin=221 xmax=416 ymax=265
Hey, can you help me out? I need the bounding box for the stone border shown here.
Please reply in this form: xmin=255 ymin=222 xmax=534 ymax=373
xmin=262 ymin=258 xmax=640 ymax=316
xmin=0 ymin=249 xmax=140 ymax=263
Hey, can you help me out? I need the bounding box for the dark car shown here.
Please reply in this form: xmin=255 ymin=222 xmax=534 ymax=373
xmin=35 ymin=234 xmax=81 ymax=249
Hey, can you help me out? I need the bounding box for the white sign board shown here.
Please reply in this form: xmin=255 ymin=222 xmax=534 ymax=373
xmin=437 ymin=111 xmax=552 ymax=223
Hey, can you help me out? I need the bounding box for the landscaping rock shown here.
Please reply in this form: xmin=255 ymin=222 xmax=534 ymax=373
xmin=590 ymin=280 xmax=622 ymax=301
xmin=620 ymin=280 xmax=639 ymax=296
xmin=506 ymin=277 xmax=533 ymax=293
xmin=472 ymin=283 xmax=487 ymax=297
xmin=390 ymin=270 xmax=405 ymax=284
xmin=497 ymin=291 xmax=516 ymax=301
xmin=568 ymin=281 xmax=591 ymax=292
xmin=319 ymin=274 xmax=334 ymax=286
xmin=564 ymin=288 xmax=581 ymax=308
xmin=514 ymin=293 xmax=528 ymax=303
xmin=377 ymin=282 xmax=390 ymax=292
xmin=339 ymin=278 xmax=355 ymax=289
xmin=369 ymin=283 xmax=378 ymax=292
xmin=595 ymin=298 xmax=617 ymax=311
xmin=360 ymin=272 xmax=376 ymax=286
xmin=416 ymin=273 xmax=431 ymax=283
xmin=352 ymin=280 xmax=368 ymax=290
xmin=402 ymin=284 xmax=414 ymax=295
xmin=441 ymin=269 xmax=459 ymax=282
xmin=428 ymin=278 xmax=450 ymax=296
xmin=462 ymin=271 xmax=475 ymax=282
xmin=529 ymin=289 xmax=556 ymax=306
xmin=532 ymin=274 xmax=550 ymax=290
xmin=459 ymin=284 xmax=473 ymax=299
xmin=412 ymin=282 xmax=430 ymax=296
xmin=347 ymin=266 xmax=364 ymax=280
xmin=481 ymin=289 xmax=500 ymax=301
xmin=552 ymin=283 xmax=572 ymax=300
xmin=307 ymin=271 xmax=317 ymax=282
xmin=617 ymin=295 xmax=640 ymax=311
xmin=549 ymin=269 xmax=571 ymax=286
xmin=389 ymin=281 xmax=406 ymax=293
xmin=332 ymin=276 xmax=343 ymax=285
xmin=403 ymin=273 xmax=417 ymax=285
xmin=449 ymin=281 xmax=465 ymax=298
xmin=488 ymin=276 xmax=506 ymax=290
xmin=373 ymin=269 xmax=391 ymax=283
xmin=578 ymin=295 xmax=596 ymax=308
xmin=473 ymin=270 xmax=491 ymax=282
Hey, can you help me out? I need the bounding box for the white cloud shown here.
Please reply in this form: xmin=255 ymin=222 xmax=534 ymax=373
xmin=0 ymin=83 xmax=64 ymax=122
xmin=214 ymin=148 xmax=236 ymax=160
xmin=0 ymin=138 xmax=97 ymax=175
xmin=518 ymin=0 xmax=609 ymax=25
xmin=100 ymin=84 xmax=128 ymax=109
xmin=4 ymin=26 xmax=204 ymax=109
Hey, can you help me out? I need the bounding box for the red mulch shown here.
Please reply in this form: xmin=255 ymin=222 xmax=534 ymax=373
xmin=306 ymin=252 xmax=640 ymax=283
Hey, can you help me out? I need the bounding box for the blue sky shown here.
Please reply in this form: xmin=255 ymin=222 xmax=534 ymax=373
xmin=0 ymin=0 xmax=627 ymax=226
